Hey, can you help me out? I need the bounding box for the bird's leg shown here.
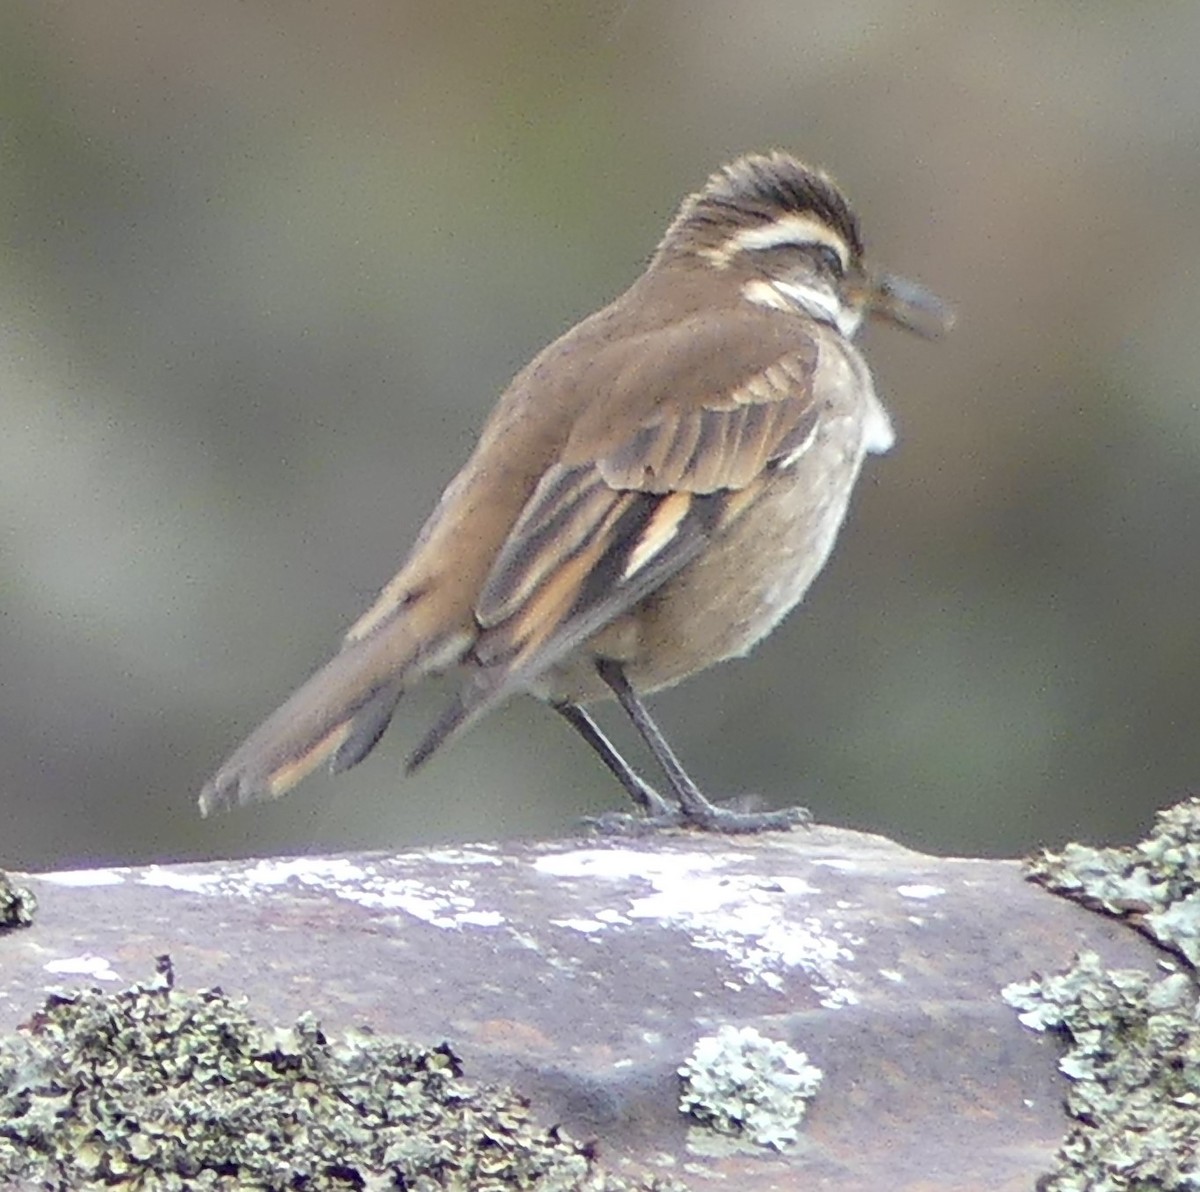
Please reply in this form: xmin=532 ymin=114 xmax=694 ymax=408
xmin=552 ymin=702 xmax=676 ymax=819
xmin=594 ymin=658 xmax=809 ymax=833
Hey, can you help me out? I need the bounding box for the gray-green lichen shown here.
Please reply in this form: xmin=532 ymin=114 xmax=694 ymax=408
xmin=1003 ymin=950 xmax=1200 ymax=1191
xmin=1026 ymin=796 xmax=1200 ymax=965
xmin=1013 ymin=799 xmax=1200 ymax=1190
xmin=0 ymin=872 xmax=36 ymax=930
xmin=0 ymin=956 xmax=679 ymax=1191
xmin=677 ymin=1024 xmax=821 ymax=1150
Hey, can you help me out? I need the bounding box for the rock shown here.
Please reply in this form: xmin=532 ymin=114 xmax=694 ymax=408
xmin=0 ymin=825 xmax=1169 ymax=1190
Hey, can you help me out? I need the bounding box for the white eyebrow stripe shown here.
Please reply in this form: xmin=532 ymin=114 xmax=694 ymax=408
xmin=731 ymin=213 xmax=850 ymax=268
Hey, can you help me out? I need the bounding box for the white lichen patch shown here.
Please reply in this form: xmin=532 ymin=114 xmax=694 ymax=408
xmin=138 ymin=865 xmax=234 ymax=894
xmin=413 ymin=847 xmax=503 ymax=867
xmin=138 ymin=857 xmax=506 ymax=930
xmin=44 ymin=955 xmax=119 ymax=982
xmin=37 ymin=868 xmax=128 ymax=888
xmin=534 ymin=847 xmax=857 ymax=1007
xmin=550 ymin=917 xmax=608 ymax=934
xmin=678 ymin=1024 xmax=822 ymax=1149
xmin=535 ymin=848 xmax=730 ymax=883
xmin=896 ymin=884 xmax=946 ymax=900
xmin=812 ymin=858 xmax=861 ymax=873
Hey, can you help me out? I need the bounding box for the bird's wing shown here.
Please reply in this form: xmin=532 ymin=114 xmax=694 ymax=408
xmin=409 ymin=315 xmax=840 ymax=768
xmin=201 ymin=311 xmax=851 ymax=809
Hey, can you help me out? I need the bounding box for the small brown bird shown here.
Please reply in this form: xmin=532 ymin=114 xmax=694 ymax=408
xmin=200 ymin=151 xmax=950 ymax=832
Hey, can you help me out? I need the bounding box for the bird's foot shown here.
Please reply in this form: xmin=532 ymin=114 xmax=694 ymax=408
xmin=677 ymin=797 xmax=811 ymax=834
xmin=584 ymin=793 xmax=810 ymax=836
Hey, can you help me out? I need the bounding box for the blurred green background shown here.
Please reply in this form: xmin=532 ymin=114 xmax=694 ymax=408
xmin=3 ymin=2 xmax=1198 ymax=871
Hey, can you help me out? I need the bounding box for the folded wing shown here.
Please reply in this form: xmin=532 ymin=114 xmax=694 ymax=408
xmin=409 ymin=328 xmax=832 ymax=767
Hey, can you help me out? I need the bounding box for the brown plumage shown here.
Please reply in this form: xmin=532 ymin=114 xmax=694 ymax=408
xmin=200 ymin=151 xmax=950 ymax=829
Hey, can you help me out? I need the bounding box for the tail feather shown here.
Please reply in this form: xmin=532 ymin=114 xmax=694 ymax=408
xmin=405 ymin=672 xmax=511 ymax=776
xmin=329 ymin=680 xmax=404 ymax=775
xmin=406 ymin=692 xmax=470 ymax=775
xmin=199 ymin=618 xmax=466 ymax=816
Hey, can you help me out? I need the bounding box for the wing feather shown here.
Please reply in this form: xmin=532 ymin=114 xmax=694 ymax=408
xmin=655 ymin=410 xmax=705 ymax=483
xmin=406 ymin=339 xmax=835 ymax=766
xmin=476 ymin=469 xmax=635 ymax=627
xmin=485 ymin=345 xmax=825 ymax=666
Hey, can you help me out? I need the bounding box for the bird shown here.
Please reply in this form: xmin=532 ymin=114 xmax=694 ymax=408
xmin=200 ymin=151 xmax=951 ymax=833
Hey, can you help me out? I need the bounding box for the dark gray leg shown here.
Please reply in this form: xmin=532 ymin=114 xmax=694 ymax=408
xmin=594 ymin=658 xmax=809 ymax=834
xmin=552 ymin=702 xmax=674 ymax=818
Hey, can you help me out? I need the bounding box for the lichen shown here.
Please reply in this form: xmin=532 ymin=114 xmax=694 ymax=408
xmin=1012 ymin=798 xmax=1200 ymax=1189
xmin=1026 ymin=796 xmax=1200 ymax=965
xmin=1003 ymin=950 xmax=1200 ymax=1190
xmin=0 ymin=956 xmax=679 ymax=1191
xmin=0 ymin=872 xmax=36 ymax=930
xmin=677 ymin=1024 xmax=821 ymax=1150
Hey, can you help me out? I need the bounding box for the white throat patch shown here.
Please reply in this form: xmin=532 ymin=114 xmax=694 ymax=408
xmin=743 ymin=278 xmax=863 ymax=338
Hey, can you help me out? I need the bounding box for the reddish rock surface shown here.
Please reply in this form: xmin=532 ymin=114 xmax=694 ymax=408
xmin=0 ymin=826 xmax=1163 ymax=1190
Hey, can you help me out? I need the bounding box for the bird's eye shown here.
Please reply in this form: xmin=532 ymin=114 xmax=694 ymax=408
xmin=812 ymin=244 xmax=845 ymax=278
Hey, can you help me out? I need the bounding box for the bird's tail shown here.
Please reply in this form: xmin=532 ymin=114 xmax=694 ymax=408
xmin=198 ymin=615 xmax=469 ymax=816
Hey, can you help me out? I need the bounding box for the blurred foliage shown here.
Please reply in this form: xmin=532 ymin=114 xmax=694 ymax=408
xmin=2 ymin=1 xmax=1199 ymax=870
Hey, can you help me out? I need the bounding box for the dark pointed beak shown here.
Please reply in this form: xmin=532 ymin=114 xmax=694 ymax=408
xmin=867 ymin=272 xmax=955 ymax=339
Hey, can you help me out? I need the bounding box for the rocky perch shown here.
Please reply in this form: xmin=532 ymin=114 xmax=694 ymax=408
xmin=2 ymin=808 xmax=1198 ymax=1190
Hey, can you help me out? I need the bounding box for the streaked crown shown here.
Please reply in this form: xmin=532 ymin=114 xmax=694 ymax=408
xmin=655 ymin=152 xmax=863 ymax=275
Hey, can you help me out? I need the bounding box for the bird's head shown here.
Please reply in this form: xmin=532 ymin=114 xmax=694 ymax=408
xmin=656 ymin=151 xmax=952 ymax=339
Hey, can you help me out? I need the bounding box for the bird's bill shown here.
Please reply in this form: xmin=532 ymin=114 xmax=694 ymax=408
xmin=867 ymin=272 xmax=955 ymax=338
